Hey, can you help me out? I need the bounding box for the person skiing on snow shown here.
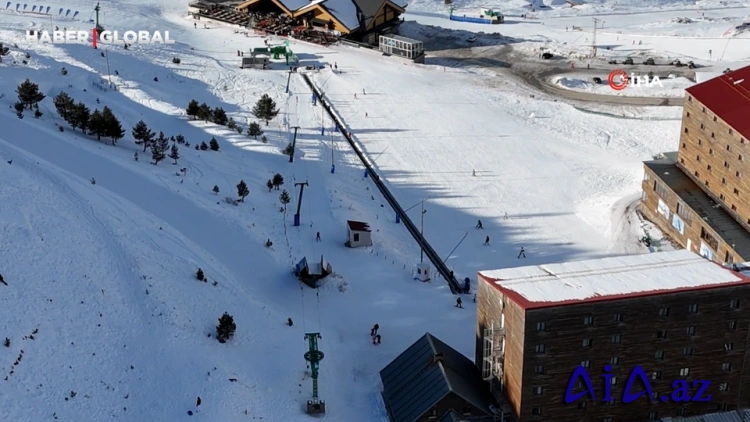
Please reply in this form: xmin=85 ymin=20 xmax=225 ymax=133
xmin=518 ymin=247 xmax=526 ymax=258
xmin=287 ymin=318 xmax=293 ymax=326
xmin=472 ymin=169 xmax=476 ymax=176
xmin=354 ymin=93 xmax=357 ymax=99
xmin=484 ymin=235 xmax=489 ymax=246
xmin=0 ymin=274 xmax=6 ymax=286
xmin=134 ymin=152 xmax=138 ymax=161
xmin=370 ymin=324 xmax=379 ymax=336
xmin=362 ymin=88 xmax=366 ymax=95
xmin=316 ymin=232 xmax=321 ymax=242
xmin=365 ymin=112 xmax=368 ymax=117
xmin=455 ymin=297 xmax=462 ymax=308
xmin=475 ymin=220 xmax=483 ymax=229
xmin=375 ymin=334 xmax=381 ymax=345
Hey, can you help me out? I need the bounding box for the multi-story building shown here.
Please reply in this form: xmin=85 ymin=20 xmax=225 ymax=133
xmin=641 ymin=66 xmax=750 ymax=264
xmin=475 ymin=249 xmax=750 ymax=422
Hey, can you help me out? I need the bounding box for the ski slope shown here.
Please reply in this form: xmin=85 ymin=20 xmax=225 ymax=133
xmin=0 ymin=0 xmax=734 ymax=419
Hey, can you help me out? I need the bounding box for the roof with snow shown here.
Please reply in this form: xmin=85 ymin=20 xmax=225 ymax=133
xmin=478 ymin=250 xmax=750 ymax=310
xmin=273 ymin=0 xmax=407 ymax=31
xmin=347 ymin=220 xmax=371 ymax=232
xmin=686 ymin=65 xmax=750 ymax=142
xmin=380 ymin=333 xmax=492 ymax=422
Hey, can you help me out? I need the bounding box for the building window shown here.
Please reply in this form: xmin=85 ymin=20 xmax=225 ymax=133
xmin=534 ymin=366 xmax=544 ymax=374
xmin=740 ymin=155 xmax=744 ymax=161
xmin=698 ymin=139 xmax=702 ymax=145
xmin=676 ymin=202 xmax=692 ymax=224
xmin=610 ymin=376 xmax=617 ymax=385
xmin=683 ymin=347 xmax=693 ymax=356
xmin=726 ymin=251 xmax=734 ymax=265
xmin=730 ymin=299 xmax=740 ymax=309
xmin=725 ymin=343 xmax=734 ymax=351
xmin=655 ymin=350 xmax=664 ymax=360
xmin=578 ymin=401 xmax=587 ymax=410
xmin=649 ymin=412 xmax=658 ymax=420
xmin=684 ymin=129 xmax=688 ymax=135
xmin=735 ymin=188 xmax=740 ymax=195
xmin=725 ymin=161 xmax=730 ymax=168
xmin=710 ymin=148 xmax=714 ymax=155
xmin=721 ymin=194 xmax=726 ymax=200
xmin=536 ymin=322 xmax=546 ymax=331
xmin=701 ymin=123 xmax=705 ymax=129
xmin=429 ymin=408 xmax=438 ymax=418
xmin=677 ymin=407 xmax=687 ymax=416
xmin=732 ymin=204 xmax=737 ymax=211
xmin=717 ymin=403 xmax=727 ymax=411
xmin=702 ymin=106 xmax=705 ymax=112
xmin=707 ymin=164 xmax=711 ymax=170
xmin=719 ymin=383 xmax=729 ymax=391
xmin=686 ymin=326 xmax=696 ymax=336
xmin=700 ymin=227 xmax=719 ymax=250
xmin=584 ymin=316 xmax=594 ymax=326
xmin=681 ymin=158 xmax=685 ymax=164
xmin=705 ymin=180 xmax=709 ymax=187
xmin=727 ymin=144 xmax=732 ymax=151
xmin=712 ymin=132 xmax=715 ymax=138
xmin=737 ymin=171 xmax=742 ymax=178
xmin=613 ymin=313 xmax=623 ymax=322
xmin=612 ymin=334 xmax=621 ymax=344
xmin=535 ymin=344 xmax=545 ymax=353
xmin=657 ymin=330 xmax=667 ymax=339
xmin=695 ymin=171 xmax=699 ymax=177
xmin=353 ymin=233 xmax=359 ymax=241
xmin=689 ymin=96 xmax=692 ymax=101
xmin=714 ymin=116 xmax=718 ymax=122
xmin=679 ymin=368 xmax=690 ymax=377
xmin=610 ymin=356 xmax=620 ymax=365
xmin=461 ymin=406 xmax=472 ymax=415
xmin=583 ymin=339 xmax=593 ymax=348
xmin=531 ymin=407 xmax=542 ymax=416
xmin=688 ymin=304 xmax=698 ymax=313
xmin=604 ymin=418 xmax=613 ymax=422
xmin=654 ymin=182 xmax=669 ymax=200
xmin=722 ymin=362 xmax=732 ymax=371
xmin=581 ymin=360 xmax=590 ymax=368
xmin=533 ymin=386 xmax=543 ymax=395
xmin=687 ymin=111 xmax=691 ymax=117
xmin=730 ymin=128 xmax=733 ymax=135
xmin=728 ymin=321 xmax=737 ymax=330
xmin=652 ymin=371 xmax=662 ymax=380
xmin=696 ymin=155 xmax=701 ymax=161
xmin=742 ymin=138 xmax=746 ymax=144
xmin=659 ymin=307 xmax=669 ymax=317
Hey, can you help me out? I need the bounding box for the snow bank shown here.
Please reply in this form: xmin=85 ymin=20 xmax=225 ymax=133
xmin=551 ymin=74 xmax=693 ymax=97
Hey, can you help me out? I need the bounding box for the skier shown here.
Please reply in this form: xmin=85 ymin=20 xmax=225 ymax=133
xmin=334 ymin=62 xmax=337 ymax=70
xmin=354 ymin=93 xmax=357 ymax=99
xmin=194 ymin=22 xmax=197 ymax=28
xmin=0 ymin=274 xmax=6 ymax=286
xmin=134 ymin=152 xmax=138 ymax=161
xmin=475 ymin=220 xmax=483 ymax=229
xmin=455 ymin=297 xmax=463 ymax=308
xmin=365 ymin=112 xmax=368 ymax=117
xmin=287 ymin=318 xmax=293 ymax=326
xmin=362 ymin=88 xmax=366 ymax=95
xmin=316 ymin=232 xmax=321 ymax=242
xmin=195 ymin=397 xmax=201 ymax=413
xmin=518 ymin=247 xmax=526 ymax=259
xmin=639 ymin=40 xmax=642 ymax=45
xmin=472 ymin=169 xmax=476 ymax=176
xmin=503 ymin=212 xmax=509 ymax=220
xmin=265 ymin=239 xmax=273 ymax=247
xmin=376 ymin=334 xmax=381 ymax=345
xmin=370 ymin=324 xmax=379 ymax=336
xmin=473 ymin=294 xmax=476 ymax=303
xmin=90 ymin=177 xmax=96 ymax=185
xmin=484 ymin=235 xmax=489 ymax=246
xmin=237 ymin=50 xmax=240 ymax=56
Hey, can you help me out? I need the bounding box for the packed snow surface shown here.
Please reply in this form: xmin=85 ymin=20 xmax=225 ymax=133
xmin=480 ymin=249 xmax=743 ymax=304
xmin=0 ymin=0 xmax=745 ymax=419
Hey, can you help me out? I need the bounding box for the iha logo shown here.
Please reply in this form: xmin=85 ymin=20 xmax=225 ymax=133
xmin=564 ymin=365 xmax=712 ymax=405
xmin=607 ymin=69 xmax=664 ymax=91
xmin=26 ymin=29 xmax=175 ymax=47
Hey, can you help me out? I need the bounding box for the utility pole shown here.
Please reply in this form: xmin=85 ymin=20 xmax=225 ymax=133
xmin=320 ymin=92 xmax=325 ymax=135
xmin=289 ymin=126 xmax=300 ymax=163
xmin=104 ymin=47 xmax=112 ymax=87
xmin=420 ymin=199 xmax=426 ymax=263
xmin=591 ymin=17 xmax=601 ymax=58
xmin=285 ymin=69 xmax=293 ymax=93
xmin=293 ymin=181 xmax=308 ymax=227
xmin=330 ymin=133 xmax=335 ymax=174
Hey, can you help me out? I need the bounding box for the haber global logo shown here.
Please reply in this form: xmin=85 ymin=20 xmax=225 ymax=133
xmin=607 ymin=69 xmax=665 ymax=91
xmin=26 ymin=29 xmax=175 ymax=48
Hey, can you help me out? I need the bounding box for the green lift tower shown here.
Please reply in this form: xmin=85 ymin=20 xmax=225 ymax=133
xmin=304 ymin=332 xmax=326 ymax=414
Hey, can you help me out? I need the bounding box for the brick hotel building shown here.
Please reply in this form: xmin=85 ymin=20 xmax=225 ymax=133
xmin=475 ymin=250 xmax=750 ymax=422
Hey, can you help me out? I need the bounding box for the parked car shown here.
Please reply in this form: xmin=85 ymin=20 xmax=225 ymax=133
xmin=541 ymin=52 xmax=553 ymax=59
xmin=643 ymin=58 xmax=655 ymax=65
xmin=467 ymin=36 xmax=477 ymax=43
xmin=622 ymin=57 xmax=634 ymax=65
xmin=593 ymin=77 xmax=602 ymax=84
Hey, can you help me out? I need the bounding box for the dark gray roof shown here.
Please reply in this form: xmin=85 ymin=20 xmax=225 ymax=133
xmin=438 ymin=411 xmax=496 ymax=422
xmin=351 ymin=0 xmax=406 ymax=29
xmin=644 ymin=155 xmax=750 ymax=259
xmin=380 ymin=333 xmax=493 ymax=422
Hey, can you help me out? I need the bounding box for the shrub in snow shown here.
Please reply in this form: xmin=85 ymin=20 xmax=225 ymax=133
xmin=212 ymin=185 xmax=220 ymax=194
xmin=172 ymin=57 xmax=180 ymax=64
xmin=209 ymin=137 xmax=219 ymax=151
xmin=266 ymin=179 xmax=273 ymax=192
xmin=3 ymin=337 xmax=9 ymax=347
xmin=272 ymin=173 xmax=284 ymax=190
xmin=196 ymin=268 xmax=205 ymax=281
xmin=16 ymin=79 xmax=44 ymax=110
xmin=283 ymin=143 xmax=293 ymax=156
xmin=279 ymin=189 xmax=291 ymax=212
xmin=211 ymin=107 xmax=228 ymax=125
xmin=216 ymin=312 xmax=236 ymax=343
xmin=247 ymin=122 xmax=262 ymax=139
xmin=34 ymin=109 xmax=42 ymax=118
xmin=261 ymin=135 xmax=268 ymax=143
xmin=61 ymin=67 xmax=68 ymax=75
xmin=200 ymin=141 xmax=208 ymax=151
xmin=227 ymin=117 xmax=236 ymax=129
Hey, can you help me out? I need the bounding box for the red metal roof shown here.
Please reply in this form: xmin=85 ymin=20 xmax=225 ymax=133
xmin=686 ymin=66 xmax=750 ymax=141
xmin=478 ymin=271 xmax=750 ymax=310
xmin=347 ymin=220 xmax=371 ymax=232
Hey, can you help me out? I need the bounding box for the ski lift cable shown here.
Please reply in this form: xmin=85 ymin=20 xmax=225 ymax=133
xmin=300 ymin=283 xmax=307 ymax=333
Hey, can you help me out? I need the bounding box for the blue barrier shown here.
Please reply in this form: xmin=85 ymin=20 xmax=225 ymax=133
xmin=450 ymin=15 xmax=495 ymax=24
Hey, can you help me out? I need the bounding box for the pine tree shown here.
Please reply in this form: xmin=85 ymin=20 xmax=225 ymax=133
xmin=88 ymin=109 xmax=106 ymax=140
xmin=236 ymin=180 xmax=249 ymax=202
xmin=101 ymin=106 xmax=124 ymax=145
xmin=272 ymin=173 xmax=284 ymax=190
xmin=216 ymin=312 xmax=236 ymax=343
xmin=151 ymin=132 xmax=169 ymax=165
xmin=227 ymin=117 xmax=236 ymax=129
xmin=247 ymin=122 xmax=262 ymax=139
xmin=197 ymin=103 xmax=211 ymax=122
xmin=211 ymin=107 xmax=228 ymax=125
xmin=279 ymin=189 xmax=291 ymax=212
xmin=14 ymin=102 xmax=24 ymax=117
xmin=209 ymin=137 xmax=219 ymax=151
xmin=200 ymin=141 xmax=208 ymax=151
xmin=175 ymin=134 xmax=185 ymax=144
xmin=252 ymin=94 xmax=279 ymax=126
xmin=213 ymin=185 xmax=220 ymax=194
xmin=283 ymin=143 xmax=294 ymax=156
xmin=72 ymin=102 xmax=90 ymax=133
xmin=34 ymin=109 xmax=42 ymax=118
xmin=266 ymin=179 xmax=273 ymax=192
xmin=16 ymin=79 xmax=45 ymax=109
xmin=132 ymin=121 xmax=155 ymax=152
xmin=53 ymin=92 xmax=74 ymax=121
xmin=196 ymin=268 xmax=205 ymax=281
xmin=186 ymin=99 xmax=199 ymax=119
xmin=169 ymin=143 xmax=180 ymax=164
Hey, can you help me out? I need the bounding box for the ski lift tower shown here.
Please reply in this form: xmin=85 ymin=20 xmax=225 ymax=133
xmin=304 ymin=333 xmax=326 ymax=414
xmin=94 ymin=2 xmax=104 ymax=35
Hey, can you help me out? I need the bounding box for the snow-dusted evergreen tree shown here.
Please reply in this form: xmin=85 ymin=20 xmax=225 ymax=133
xmin=216 ymin=312 xmax=236 ymax=343
xmin=16 ymin=79 xmax=45 ymax=109
xmin=169 ymin=143 xmax=180 ymax=164
xmin=236 ymin=180 xmax=249 ymax=202
xmin=279 ymin=189 xmax=291 ymax=212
